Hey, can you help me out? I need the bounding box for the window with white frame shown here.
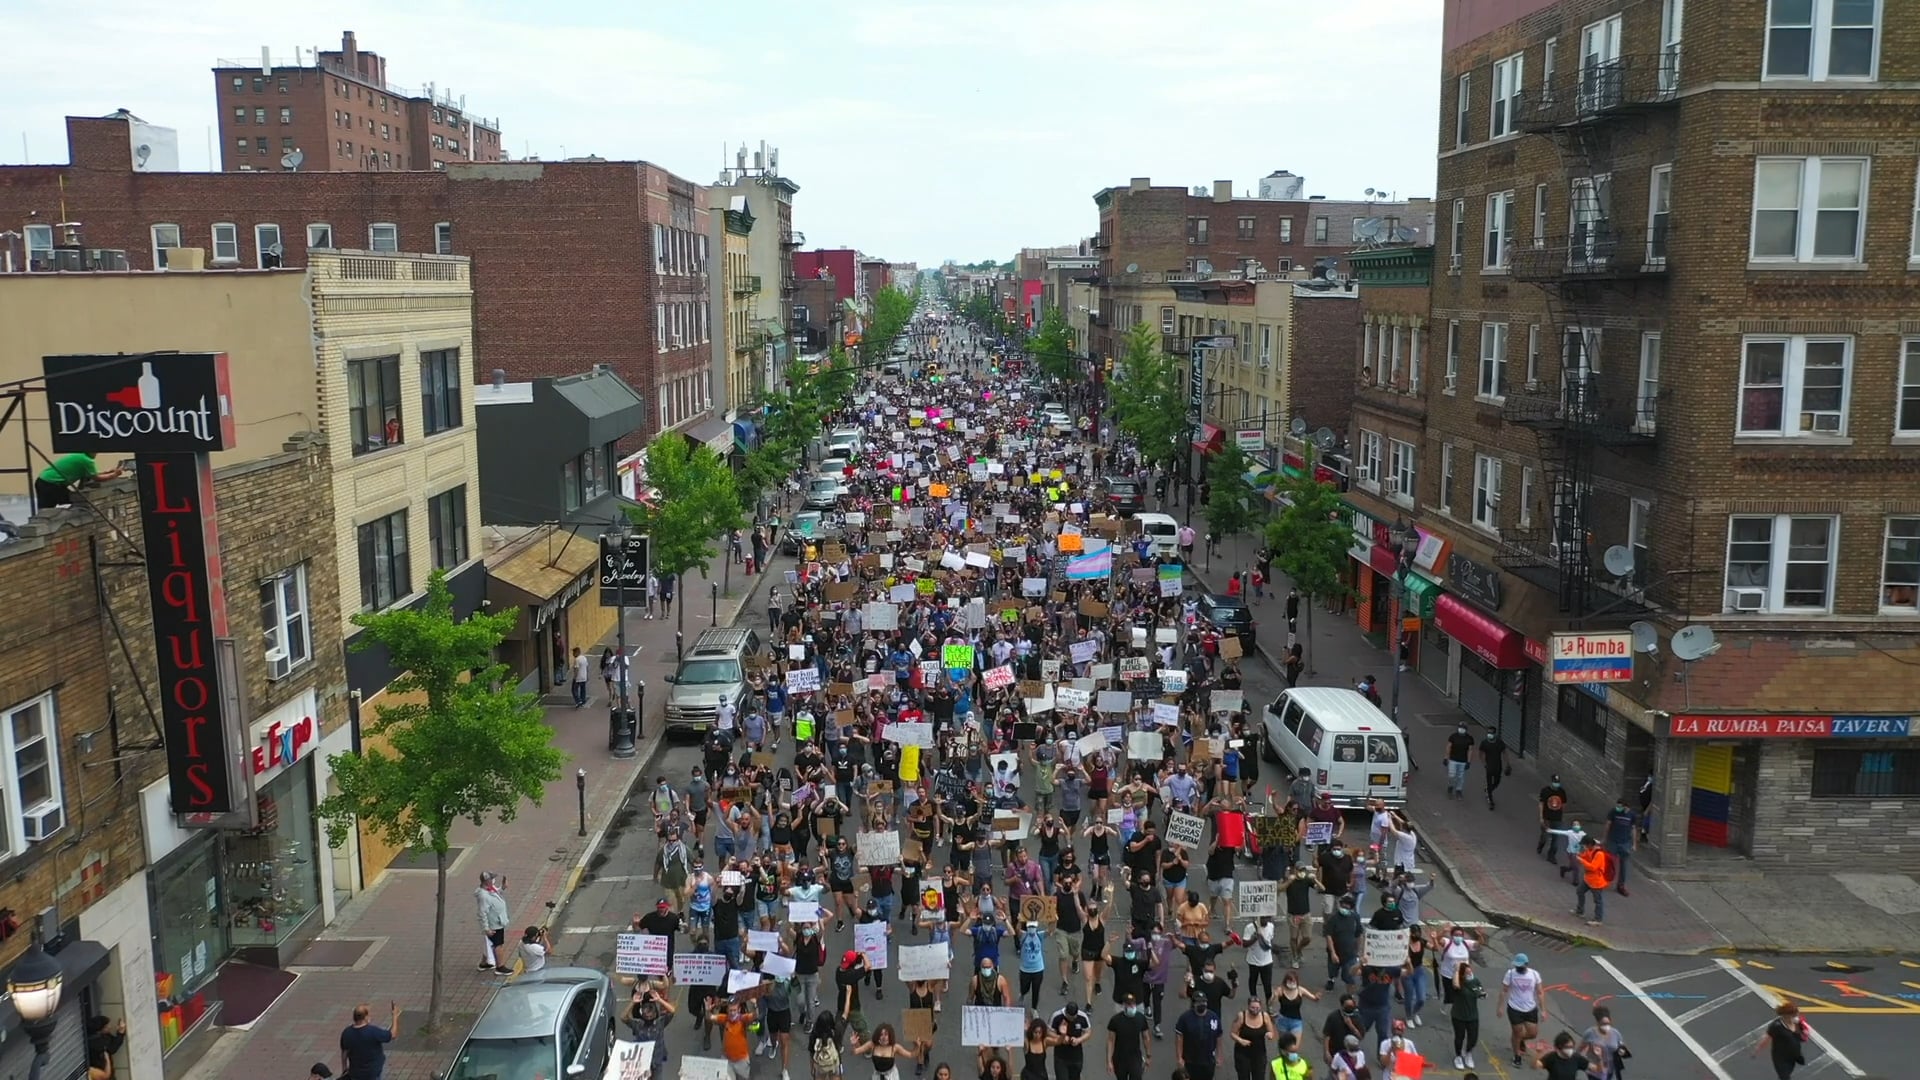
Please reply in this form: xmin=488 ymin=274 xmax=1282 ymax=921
xmin=1362 ymin=322 xmax=1375 ymax=380
xmin=1388 ymin=439 xmax=1418 ymax=504
xmin=1526 ymin=323 xmax=1541 ymax=387
xmin=0 ymin=693 xmax=64 ymax=857
xmin=307 ymin=223 xmax=333 ymax=249
xmin=1280 ymin=218 xmax=1292 ymax=243
xmin=1900 ymin=339 xmax=1920 ymax=435
xmin=1409 ymin=325 xmax=1424 ymax=391
xmin=1479 ymin=322 xmax=1509 ymax=400
xmin=1751 ymin=157 xmax=1867 ymax=263
xmin=260 ymin=565 xmax=311 ymax=679
xmin=1647 ymin=165 xmax=1672 ymax=264
xmin=1661 ymin=0 xmax=1686 ymax=90
xmin=1630 ymin=498 xmax=1652 ymax=586
xmin=1764 ymin=0 xmax=1878 ymax=81
xmin=1551 ymin=478 xmax=1591 ymax=554
xmin=23 ymin=224 xmax=53 ymax=267
xmin=1637 ymin=332 xmax=1662 ymax=431
xmin=1883 ymin=517 xmax=1920 ymax=612
xmin=1910 ymin=163 xmax=1920 ymax=261
xmin=1259 ymin=324 xmax=1272 ymax=366
xmin=1579 ymin=15 xmax=1624 ymax=110
xmin=1449 ymin=199 xmax=1466 ymax=268
xmin=210 ymin=222 xmax=240 ymax=262
xmin=1533 ymin=184 xmax=1549 ymax=248
xmin=1484 ymin=191 xmax=1514 ymax=268
xmin=1456 ymin=73 xmax=1472 ymax=145
xmin=254 ymin=223 xmax=282 ymax=268
xmin=1544 ymin=37 xmax=1559 ymax=95
xmin=1519 ymin=466 xmax=1536 ymax=527
xmin=1738 ymin=335 xmax=1851 ymax=436
xmin=1357 ymin=430 xmax=1383 ymax=489
xmin=653 ymin=224 xmax=666 ymax=273
xmin=1725 ymin=514 xmax=1837 ymax=613
xmin=1161 ymin=306 xmax=1175 ymax=333
xmin=1445 ymin=321 xmax=1460 ymax=390
xmin=655 ymin=304 xmax=666 ymax=350
xmin=1439 ymin=444 xmax=1455 ymax=512
xmin=1388 ymin=325 xmax=1403 ymax=386
xmin=434 ymin=222 xmax=453 ymax=255
xmin=1472 ymin=454 xmax=1503 ymax=531
xmin=1491 ymin=53 xmax=1525 ymax=137
xmin=368 ymin=222 xmax=398 ymax=252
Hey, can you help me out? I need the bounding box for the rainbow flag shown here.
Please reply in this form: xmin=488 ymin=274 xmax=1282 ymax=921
xmin=1065 ymin=549 xmax=1112 ymax=580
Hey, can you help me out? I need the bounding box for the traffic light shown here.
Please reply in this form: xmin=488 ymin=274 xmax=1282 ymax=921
xmin=1104 ymin=356 xmax=1115 ymax=374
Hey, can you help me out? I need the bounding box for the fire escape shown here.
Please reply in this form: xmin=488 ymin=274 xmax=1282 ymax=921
xmin=1499 ymin=49 xmax=1678 ymax=617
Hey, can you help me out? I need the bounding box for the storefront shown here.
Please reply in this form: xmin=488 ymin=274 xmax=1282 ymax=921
xmin=0 ymin=938 xmax=112 ymax=1080
xmin=1433 ymin=570 xmax=1543 ymax=754
xmin=487 ymin=529 xmax=608 ymax=694
xmin=143 ymin=690 xmax=332 ymax=1075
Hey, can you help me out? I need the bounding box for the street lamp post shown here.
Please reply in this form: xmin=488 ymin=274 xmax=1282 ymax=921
xmin=1385 ymin=520 xmax=1421 ymax=727
xmin=608 ymin=523 xmax=637 ymax=758
xmin=7 ymin=938 xmax=63 ymax=1080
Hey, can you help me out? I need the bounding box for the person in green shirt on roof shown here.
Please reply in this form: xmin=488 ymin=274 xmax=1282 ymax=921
xmin=35 ymin=452 xmax=122 ymax=509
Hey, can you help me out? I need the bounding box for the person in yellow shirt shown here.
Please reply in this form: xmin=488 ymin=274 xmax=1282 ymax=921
xmin=1270 ymin=1030 xmax=1313 ymax=1079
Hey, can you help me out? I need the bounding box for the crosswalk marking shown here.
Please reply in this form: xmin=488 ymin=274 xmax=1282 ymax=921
xmin=1716 ymin=959 xmax=1866 ymax=1077
xmin=1636 ymin=963 xmax=1724 ymax=987
xmin=1593 ymin=956 xmax=1736 ymax=1080
xmin=1673 ymin=986 xmax=1756 ymax=1025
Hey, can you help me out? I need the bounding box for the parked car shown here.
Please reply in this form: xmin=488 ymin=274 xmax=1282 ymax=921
xmin=437 ymin=967 xmax=613 ymax=1080
xmin=1194 ymin=589 xmax=1256 ymax=649
xmin=782 ymin=511 xmax=838 ymax=555
xmin=804 ymin=475 xmax=843 ymax=510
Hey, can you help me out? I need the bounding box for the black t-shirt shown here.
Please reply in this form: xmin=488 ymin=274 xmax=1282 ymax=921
xmin=1205 ymin=845 xmax=1236 ymax=880
xmin=1284 ymin=875 xmax=1315 ymax=916
xmin=1768 ymin=1018 xmax=1807 ymax=1067
xmin=1126 ymin=833 xmax=1161 ymax=874
xmin=1542 ymin=1052 xmax=1587 ymax=1080
xmin=1319 ymin=850 xmax=1354 ymax=894
xmin=1128 ymin=882 xmax=1158 ymax=925
xmin=638 ymin=910 xmax=681 ymax=937
xmin=794 ymin=933 xmax=825 ymax=975
xmin=1446 ymin=730 xmax=1474 ymax=762
xmin=1480 ymin=734 xmax=1507 ymax=770
xmin=339 ymin=1024 xmax=392 ymax=1080
xmin=713 ymin=894 xmax=745 ymax=940
xmin=1187 ymin=971 xmax=1232 ymax=1012
xmin=1541 ymin=784 xmax=1569 ymax=824
xmin=1107 ymin=1012 xmax=1150 ymax=1069
xmin=1174 ymin=1008 xmax=1223 ymax=1064
xmin=1321 ymin=1010 xmax=1362 ymax=1053
xmin=1054 ymin=889 xmax=1085 ymax=933
xmin=835 ymin=965 xmax=864 ymax=1013
xmin=1111 ymin=953 xmax=1149 ymax=1003
xmin=1050 ymin=1010 xmax=1090 ymax=1061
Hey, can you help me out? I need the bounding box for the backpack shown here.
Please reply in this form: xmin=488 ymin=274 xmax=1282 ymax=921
xmin=812 ymin=1036 xmax=841 ymax=1073
xmin=1599 ymin=851 xmax=1619 ymax=886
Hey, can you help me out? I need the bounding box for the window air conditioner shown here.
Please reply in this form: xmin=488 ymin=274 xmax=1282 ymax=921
xmin=1386 ymin=477 xmax=1402 ymax=496
xmin=23 ymin=804 xmax=63 ymax=842
xmin=1449 ymin=253 xmax=1463 ymax=270
xmin=1443 ymin=376 xmax=1458 ymax=392
xmin=264 ymin=646 xmax=288 ymax=666
xmin=1726 ymin=587 xmax=1767 ymax=613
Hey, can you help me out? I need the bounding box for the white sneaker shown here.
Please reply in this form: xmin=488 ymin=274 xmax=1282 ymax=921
xmin=1465 ymin=1052 xmax=1476 ymax=1068
xmin=1453 ymin=1058 xmax=1464 ymax=1070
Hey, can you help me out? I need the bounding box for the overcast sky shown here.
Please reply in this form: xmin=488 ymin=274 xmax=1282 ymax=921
xmin=1 ymin=0 xmax=1443 ymax=266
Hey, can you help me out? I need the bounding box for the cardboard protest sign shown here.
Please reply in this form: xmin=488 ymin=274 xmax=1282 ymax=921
xmin=858 ymin=831 xmax=902 ymax=865
xmin=1237 ymin=880 xmax=1279 ymax=918
xmin=616 ymin=933 xmax=669 ymax=976
xmin=1165 ymin=811 xmax=1206 ymax=849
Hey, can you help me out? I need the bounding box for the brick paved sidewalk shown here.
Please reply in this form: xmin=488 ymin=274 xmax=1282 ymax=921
xmin=186 ymin=546 xmax=780 ymax=1080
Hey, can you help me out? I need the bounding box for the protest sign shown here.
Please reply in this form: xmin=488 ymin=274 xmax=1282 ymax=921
xmin=1075 ymin=731 xmax=1110 ymax=757
xmin=858 ymin=830 xmax=902 ymax=866
xmin=897 ymin=942 xmax=951 ymax=981
xmin=1128 ymin=731 xmax=1164 ymax=759
xmin=1237 ymin=880 xmax=1279 ymax=918
xmin=1096 ymin=690 xmax=1133 ymax=714
xmin=746 ymin=930 xmax=782 ymax=953
xmin=1210 ymin=689 xmax=1244 ymax=714
xmin=1165 ymin=811 xmax=1206 ymax=849
xmin=788 ymin=900 xmax=826 ymax=923
xmin=961 ymin=1007 xmax=1026 ymax=1047
xmin=786 ymin=668 xmax=822 ymax=693
xmin=672 ymin=952 xmax=728 ymax=986
xmin=1055 ymin=686 xmax=1091 ymax=711
xmin=616 ymin=933 xmax=669 ymax=976
xmin=761 ymin=953 xmax=796 ymax=977
xmin=982 ymin=665 xmax=1015 ymax=690
xmin=1303 ymin=821 xmax=1337 ymax=846
xmin=854 ymin=921 xmax=890 ymax=968
xmin=1151 ymin=702 xmax=1181 ymax=726
xmin=885 ymin=722 xmax=935 ymax=748
xmin=1365 ymin=928 xmax=1411 ymax=967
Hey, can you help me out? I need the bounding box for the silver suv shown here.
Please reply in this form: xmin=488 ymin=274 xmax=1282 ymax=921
xmin=663 ymin=628 xmax=762 ymax=730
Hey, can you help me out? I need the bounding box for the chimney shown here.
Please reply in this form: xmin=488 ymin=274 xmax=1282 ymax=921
xmin=1212 ymin=180 xmax=1232 ymax=202
xmin=492 ymin=368 xmax=506 ymax=388
xmin=1128 ymin=177 xmax=1151 ymax=192
xmin=341 ymin=31 xmax=358 ymax=77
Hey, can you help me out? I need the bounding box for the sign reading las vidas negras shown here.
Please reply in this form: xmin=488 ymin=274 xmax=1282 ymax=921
xmin=44 ymin=354 xmax=246 ymax=819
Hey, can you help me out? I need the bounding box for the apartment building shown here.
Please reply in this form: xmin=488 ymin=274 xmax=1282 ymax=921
xmin=1425 ymin=0 xmax=1920 ymax=869
xmin=707 ymin=147 xmax=802 ymax=405
xmin=212 ymin=30 xmax=503 ymax=173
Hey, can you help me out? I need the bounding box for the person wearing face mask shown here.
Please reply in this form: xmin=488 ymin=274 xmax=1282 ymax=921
xmin=1175 ymin=987 xmax=1226 ymax=1080
xmin=1103 ymin=934 xmax=1150 ymax=1010
xmin=1603 ymin=797 xmax=1637 ymax=898
xmin=1269 ymin=969 xmax=1318 ymax=1045
xmin=1444 ymin=724 xmax=1475 ymax=799
xmin=1270 ymin=1031 xmax=1311 ymax=1080
xmin=1579 ymin=1005 xmax=1625 ymax=1080
xmin=1016 ymin=921 xmax=1049 ymax=1009
xmin=1229 ymin=994 xmax=1272 ymax=1080
xmin=1323 ymin=894 xmax=1363 ymax=994
xmin=1320 ymin=997 xmax=1365 ymax=1071
xmin=1449 ymin=958 xmax=1486 ymax=1070
xmin=1437 ymin=927 xmax=1474 ymax=1005
xmin=1106 ymin=993 xmax=1152 ymax=1080
xmin=1500 ymin=952 xmax=1546 ymax=1068
xmin=787 ymin=919 xmax=827 ymax=1021
xmin=684 ymin=861 xmax=716 ymax=935
xmin=971 ymin=957 xmax=1012 ymax=1074
xmin=1377 ymin=1019 xmax=1418 ymax=1080
xmin=1537 ymin=775 xmax=1571 ymax=863
xmin=1536 ymin=1031 xmax=1587 ymax=1080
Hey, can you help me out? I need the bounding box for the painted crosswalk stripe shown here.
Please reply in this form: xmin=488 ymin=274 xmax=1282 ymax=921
xmin=1674 ymin=986 xmax=1757 ymax=1025
xmin=1714 ymin=959 xmax=1865 ymax=1077
xmin=1593 ymin=956 xmax=1736 ymax=1080
xmin=1637 ymin=964 xmax=1725 ymax=988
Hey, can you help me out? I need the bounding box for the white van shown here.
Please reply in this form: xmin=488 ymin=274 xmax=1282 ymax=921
xmin=1262 ymin=687 xmax=1409 ymax=808
xmin=1135 ymin=512 xmax=1180 ymax=559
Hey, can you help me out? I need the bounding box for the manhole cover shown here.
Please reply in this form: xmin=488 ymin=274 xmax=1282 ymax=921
xmin=389 ymin=846 xmax=464 ymax=870
xmin=1816 ymin=961 xmax=1872 ymax=974
xmin=294 ymin=939 xmax=376 ymax=968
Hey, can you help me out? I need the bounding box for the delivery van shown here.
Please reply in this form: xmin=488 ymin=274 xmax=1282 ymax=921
xmin=1262 ymin=687 xmax=1408 ymax=808
xmin=1135 ymin=512 xmax=1180 ymax=558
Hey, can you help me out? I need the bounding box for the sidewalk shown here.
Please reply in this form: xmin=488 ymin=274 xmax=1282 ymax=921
xmin=1185 ymin=516 xmax=1920 ymax=955
xmin=186 ymin=544 xmax=780 ymax=1080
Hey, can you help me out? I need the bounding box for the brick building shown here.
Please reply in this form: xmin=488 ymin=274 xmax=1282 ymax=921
xmin=212 ymin=31 xmax=502 ymax=173
xmin=1420 ymin=0 xmax=1920 ymax=869
xmin=794 ymin=249 xmax=858 ymax=308
xmin=0 ymin=113 xmax=713 ymax=450
xmin=0 ymin=439 xmax=347 ymax=1080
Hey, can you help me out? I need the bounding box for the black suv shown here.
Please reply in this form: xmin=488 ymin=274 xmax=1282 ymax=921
xmin=1195 ymin=591 xmax=1257 ymax=649
xmin=1105 ymin=477 xmax=1144 ymax=517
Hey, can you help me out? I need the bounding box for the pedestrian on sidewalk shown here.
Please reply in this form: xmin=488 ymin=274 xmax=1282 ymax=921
xmin=1571 ymin=837 xmax=1613 ymax=926
xmin=1444 ymin=724 xmax=1474 ymax=799
xmin=1479 ymin=729 xmax=1509 ymax=811
xmin=1284 ymin=644 xmax=1303 ymax=689
xmin=1602 ymin=798 xmax=1636 ymax=898
xmin=338 ymin=1002 xmax=398 ymax=1080
xmin=570 ymin=646 xmax=590 ymax=707
xmin=1537 ymin=776 xmax=1571 ymax=864
xmin=474 ymin=872 xmax=511 ymax=974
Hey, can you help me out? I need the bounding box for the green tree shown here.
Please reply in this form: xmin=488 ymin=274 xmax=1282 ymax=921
xmin=1110 ymin=323 xmax=1185 ymax=471
xmin=861 ymin=285 xmax=917 ymax=366
xmin=1205 ymin=442 xmax=1263 ymax=550
xmin=624 ymin=434 xmax=746 ymax=638
xmin=1028 ymin=305 xmax=1078 ymax=383
xmin=1265 ymin=445 xmax=1352 ymax=676
xmin=315 ymin=569 xmax=566 ymax=1033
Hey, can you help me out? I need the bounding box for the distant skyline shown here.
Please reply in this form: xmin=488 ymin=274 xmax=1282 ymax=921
xmin=0 ymin=0 xmax=1443 ymax=265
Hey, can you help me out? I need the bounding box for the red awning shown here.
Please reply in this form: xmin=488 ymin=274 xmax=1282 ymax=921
xmin=1192 ymin=424 xmax=1226 ymax=453
xmin=1433 ymin=594 xmax=1531 ymax=669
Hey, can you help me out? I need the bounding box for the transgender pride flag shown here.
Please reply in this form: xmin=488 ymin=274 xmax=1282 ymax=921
xmin=1065 ymin=549 xmax=1112 ymax=580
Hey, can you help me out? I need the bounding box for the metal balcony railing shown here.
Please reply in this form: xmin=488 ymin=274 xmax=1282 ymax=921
xmin=1513 ymin=51 xmax=1683 ymax=132
xmin=1508 ymin=223 xmax=1668 ymax=282
xmin=1503 ymin=372 xmax=1657 ymax=445
xmin=734 ymin=274 xmax=762 ymax=295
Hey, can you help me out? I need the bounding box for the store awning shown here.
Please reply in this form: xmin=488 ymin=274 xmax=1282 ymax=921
xmin=733 ymin=418 xmax=760 ymax=454
xmin=487 ymin=530 xmax=602 ymax=634
xmin=682 ymin=416 xmax=735 ymax=455
xmin=1401 ymin=572 xmax=1442 ymax=621
xmin=1433 ymin=593 xmax=1530 ymax=669
xmin=1192 ymin=424 xmax=1226 ymax=453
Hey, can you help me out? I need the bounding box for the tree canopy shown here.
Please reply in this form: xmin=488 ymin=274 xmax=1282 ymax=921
xmin=624 ymin=434 xmax=744 ymax=580
xmin=1204 ymin=441 xmax=1263 ymax=544
xmin=1029 ymin=305 xmax=1078 ymax=383
xmin=1110 ymin=322 xmax=1186 ymax=471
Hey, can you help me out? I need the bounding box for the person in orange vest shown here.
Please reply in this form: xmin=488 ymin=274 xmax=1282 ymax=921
xmin=1572 ymin=837 xmax=1614 ymax=927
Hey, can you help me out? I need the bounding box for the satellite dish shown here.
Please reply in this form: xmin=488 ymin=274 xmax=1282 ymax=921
xmin=1195 ymin=259 xmax=1214 ymax=274
xmin=1602 ymin=545 xmax=1635 ymax=578
xmin=135 ymin=143 xmax=152 ymax=166
xmin=1289 ymin=417 xmax=1309 ymax=438
xmin=1125 ymin=263 xmax=1140 ymax=274
xmin=1628 ymin=621 xmax=1660 ymax=655
xmin=1313 ymin=427 xmax=1336 ymax=450
xmin=1671 ymin=625 xmax=1720 ymax=662
xmin=281 ymin=148 xmax=304 ymax=170
xmin=1365 ymin=187 xmax=1376 ymax=197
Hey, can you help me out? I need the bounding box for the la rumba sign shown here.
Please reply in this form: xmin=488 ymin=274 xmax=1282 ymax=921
xmin=1548 ymin=631 xmax=1634 ymax=684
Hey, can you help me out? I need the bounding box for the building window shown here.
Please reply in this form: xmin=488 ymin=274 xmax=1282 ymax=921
xmin=1456 ymin=72 xmax=1472 ymax=146
xmin=1765 ymin=0 xmax=1878 ymax=81
xmin=1408 ymin=325 xmax=1423 ymax=391
xmin=1484 ymin=191 xmax=1513 ymax=268
xmin=428 ymin=487 xmax=470 ymax=570
xmin=1544 ymin=37 xmax=1559 ymax=90
xmin=232 ymin=76 xmax=244 ymax=91
xmin=1737 ymin=336 xmax=1851 ymax=437
xmin=1642 ymin=164 xmax=1674 ymax=266
xmin=1160 ymin=306 xmax=1175 ymax=334
xmin=1388 ymin=439 xmax=1417 ymax=505
xmin=279 ymin=107 xmax=292 ymax=124
xmin=1579 ymin=15 xmax=1625 ymax=109
xmin=235 ymin=136 xmax=249 ymax=153
xmin=1358 ymin=430 xmax=1383 ymax=491
xmin=1636 ymin=333 xmax=1661 ymax=432
xmin=1519 ymin=466 xmax=1535 ymax=527
xmin=308 ymin=223 xmax=334 ymax=249
xmin=347 ymin=355 xmax=403 ymax=455
xmin=259 ymin=565 xmax=311 ymax=680
xmin=1439 ymin=444 xmax=1455 ymax=513
xmin=1280 ymin=219 xmax=1292 ymax=243
xmin=255 ymin=223 xmax=282 ymax=268
xmin=1490 ymin=53 xmax=1524 ymax=137
xmin=1313 ymin=217 xmax=1329 ymax=243
xmin=1724 ymin=514 xmax=1836 ymax=613
xmin=1533 ymin=184 xmax=1549 ymax=248
xmin=368 ymin=223 xmax=399 ymax=252
xmin=22 ymin=224 xmax=53 ymax=268
xmin=1556 ymin=686 xmax=1609 ymax=753
xmin=1445 ymin=320 xmax=1460 ymax=391
xmin=1630 ymin=498 xmax=1652 ymax=585
xmin=1478 ymin=322 xmax=1509 ymax=400
xmin=1449 ymin=199 xmax=1465 ymax=268
xmin=1873 ymin=515 xmax=1920 ymax=613
xmin=1751 ymin=157 xmax=1867 ymax=263
xmin=255 ymin=137 xmax=268 ymax=155
xmin=1237 ymin=216 xmax=1256 ymax=240
xmin=210 ymin=222 xmax=239 ymax=263
xmin=234 ymin=106 xmax=247 ymax=124
xmin=278 ymin=77 xmax=288 ymax=93
xmin=434 ymin=222 xmax=453 ymax=255
xmin=1472 ymin=454 xmax=1503 ymax=532
xmin=421 ymin=348 xmax=463 ymax=435
xmin=1894 ymin=338 xmax=1920 ymax=435
xmin=254 ymin=108 xmax=267 ymax=125
xmin=152 ymin=224 xmax=181 ymax=269
xmin=1525 ymin=323 xmax=1541 ymax=387
xmin=1813 ymin=748 xmax=1919 ymax=798
xmin=356 ymin=511 xmax=412 ymax=612
xmin=0 ymin=693 xmax=65 ymax=857
xmin=1187 ymin=217 xmax=1209 ymax=244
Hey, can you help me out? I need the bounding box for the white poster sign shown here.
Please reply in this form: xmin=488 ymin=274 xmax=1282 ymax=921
xmin=855 ymin=921 xmax=890 ymax=968
xmin=1165 ymin=811 xmax=1206 ymax=849
xmin=672 ymin=952 xmax=729 ymax=986
xmin=1237 ymin=880 xmax=1278 ymax=918
xmin=961 ymin=1006 xmax=1027 ymax=1047
xmin=897 ymin=942 xmax=952 ymax=981
xmin=616 ymin=933 xmax=669 ymax=976
xmin=858 ymin=830 xmax=902 ymax=866
xmin=1365 ymin=928 xmax=1411 ymax=968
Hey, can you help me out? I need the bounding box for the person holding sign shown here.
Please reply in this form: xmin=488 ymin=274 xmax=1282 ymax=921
xmin=849 ymin=1023 xmax=905 ymax=1080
